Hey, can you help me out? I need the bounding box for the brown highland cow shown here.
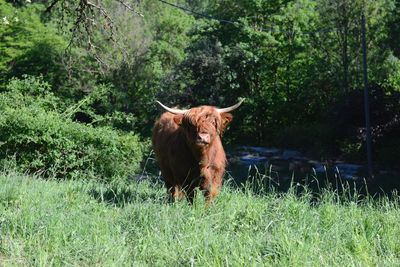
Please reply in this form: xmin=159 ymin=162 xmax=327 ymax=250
xmin=152 ymin=99 xmax=244 ymax=203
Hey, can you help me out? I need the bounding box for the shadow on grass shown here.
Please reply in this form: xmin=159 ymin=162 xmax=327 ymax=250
xmin=86 ymin=153 xmax=170 ymax=207
xmin=88 ymin=178 xmax=168 ymax=207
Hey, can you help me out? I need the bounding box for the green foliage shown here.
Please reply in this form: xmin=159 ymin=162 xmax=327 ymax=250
xmin=102 ymin=0 xmax=195 ymax=134
xmin=0 ymin=0 xmax=67 ymax=87
xmin=1 ymin=75 xmax=60 ymax=111
xmin=386 ymin=0 xmax=400 ymax=57
xmin=316 ymin=0 xmax=395 ymax=92
xmin=0 ymin=76 xmax=147 ymax=180
xmin=383 ymin=52 xmax=400 ymax=91
xmin=0 ymin=107 xmax=146 ymax=180
xmin=61 ymin=83 xmax=139 ymax=131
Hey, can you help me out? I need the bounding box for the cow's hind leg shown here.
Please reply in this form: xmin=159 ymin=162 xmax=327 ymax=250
xmin=160 ymin=165 xmax=185 ymax=201
xmin=186 ymin=184 xmax=199 ymax=204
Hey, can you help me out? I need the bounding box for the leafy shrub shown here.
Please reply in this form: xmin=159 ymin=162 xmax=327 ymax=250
xmin=1 ymin=75 xmax=61 ymax=111
xmin=0 ymin=76 xmax=147 ymax=180
xmin=63 ymin=83 xmax=139 ymax=131
xmin=0 ymin=106 xmax=147 ymax=180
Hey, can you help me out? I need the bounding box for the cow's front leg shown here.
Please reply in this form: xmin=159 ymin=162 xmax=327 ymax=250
xmin=169 ymin=185 xmax=185 ymax=201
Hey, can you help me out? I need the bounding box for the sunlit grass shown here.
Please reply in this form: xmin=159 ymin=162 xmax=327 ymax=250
xmin=1 ymin=171 xmax=400 ymax=266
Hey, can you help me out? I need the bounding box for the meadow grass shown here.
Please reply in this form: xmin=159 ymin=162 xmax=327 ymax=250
xmin=1 ymin=171 xmax=400 ymax=266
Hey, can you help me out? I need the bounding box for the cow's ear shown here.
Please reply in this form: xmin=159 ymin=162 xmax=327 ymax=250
xmin=221 ymin=113 xmax=233 ymax=130
xmin=173 ymin=114 xmax=183 ymax=125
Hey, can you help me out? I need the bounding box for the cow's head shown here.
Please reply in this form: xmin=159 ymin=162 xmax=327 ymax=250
xmin=156 ymin=99 xmax=244 ymax=149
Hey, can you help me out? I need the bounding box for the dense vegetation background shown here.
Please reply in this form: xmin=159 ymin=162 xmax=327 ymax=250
xmin=1 ymin=0 xmax=400 ymax=178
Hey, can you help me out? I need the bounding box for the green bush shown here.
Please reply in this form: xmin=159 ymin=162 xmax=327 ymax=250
xmin=1 ymin=75 xmax=61 ymax=111
xmin=0 ymin=106 xmax=146 ymax=180
xmin=0 ymin=76 xmax=147 ymax=180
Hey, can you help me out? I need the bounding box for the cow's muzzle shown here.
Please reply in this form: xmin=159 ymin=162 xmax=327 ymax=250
xmin=196 ymin=133 xmax=210 ymax=145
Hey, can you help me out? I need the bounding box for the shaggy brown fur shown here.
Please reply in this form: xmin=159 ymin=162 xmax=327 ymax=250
xmin=152 ymin=105 xmax=234 ymax=203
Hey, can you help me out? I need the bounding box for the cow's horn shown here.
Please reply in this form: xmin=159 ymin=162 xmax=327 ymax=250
xmin=156 ymin=101 xmax=188 ymax=114
xmin=217 ymin=98 xmax=245 ymax=113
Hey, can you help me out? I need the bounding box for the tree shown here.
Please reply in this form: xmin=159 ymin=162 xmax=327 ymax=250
xmin=315 ymin=0 xmax=394 ymax=94
xmin=0 ymin=0 xmax=67 ymax=87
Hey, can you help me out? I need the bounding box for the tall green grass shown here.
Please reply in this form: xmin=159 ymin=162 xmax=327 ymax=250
xmin=1 ymin=171 xmax=400 ymax=266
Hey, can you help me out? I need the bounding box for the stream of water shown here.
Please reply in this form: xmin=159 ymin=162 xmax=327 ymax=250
xmin=141 ymin=145 xmax=400 ymax=195
xmin=225 ymin=146 xmax=399 ymax=194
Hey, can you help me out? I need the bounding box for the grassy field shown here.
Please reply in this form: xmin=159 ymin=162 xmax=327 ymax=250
xmin=1 ymin=171 xmax=400 ymax=266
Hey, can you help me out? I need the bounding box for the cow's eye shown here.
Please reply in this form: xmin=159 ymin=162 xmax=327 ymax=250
xmin=186 ymin=121 xmax=196 ymax=131
xmin=185 ymin=120 xmax=193 ymax=127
